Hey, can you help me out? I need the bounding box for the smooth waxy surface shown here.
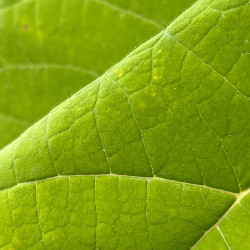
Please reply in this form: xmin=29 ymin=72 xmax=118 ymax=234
xmin=0 ymin=0 xmax=196 ymax=148
xmin=0 ymin=0 xmax=249 ymax=249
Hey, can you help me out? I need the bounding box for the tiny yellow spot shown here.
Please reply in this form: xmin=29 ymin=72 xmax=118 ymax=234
xmin=139 ymin=102 xmax=147 ymax=109
xmin=13 ymin=237 xmax=21 ymax=246
xmin=160 ymin=58 xmax=165 ymax=63
xmin=52 ymin=234 xmax=59 ymax=241
xmin=160 ymin=52 xmax=170 ymax=63
xmin=118 ymin=72 xmax=124 ymax=78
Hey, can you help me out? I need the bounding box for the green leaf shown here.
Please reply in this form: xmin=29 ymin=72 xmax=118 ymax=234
xmin=0 ymin=0 xmax=249 ymax=249
xmin=0 ymin=0 xmax=196 ymax=148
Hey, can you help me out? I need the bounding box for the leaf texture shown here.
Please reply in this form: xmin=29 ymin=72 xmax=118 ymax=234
xmin=0 ymin=0 xmax=249 ymax=249
xmin=0 ymin=0 xmax=195 ymax=148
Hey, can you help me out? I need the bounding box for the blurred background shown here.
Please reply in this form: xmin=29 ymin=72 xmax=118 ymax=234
xmin=0 ymin=0 xmax=195 ymax=148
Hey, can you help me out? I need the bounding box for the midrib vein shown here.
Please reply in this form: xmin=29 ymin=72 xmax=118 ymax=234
xmin=0 ymin=173 xmax=240 ymax=196
xmin=192 ymin=187 xmax=250 ymax=249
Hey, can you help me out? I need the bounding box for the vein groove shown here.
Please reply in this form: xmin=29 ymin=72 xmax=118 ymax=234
xmin=217 ymin=226 xmax=231 ymax=249
xmin=0 ymin=112 xmax=30 ymax=126
xmin=0 ymin=173 xmax=242 ymax=197
xmin=35 ymin=182 xmax=46 ymax=249
xmin=0 ymin=0 xmax=164 ymax=30
xmin=0 ymin=63 xmax=99 ymax=77
xmin=164 ymin=31 xmax=250 ymax=100
xmin=192 ymin=188 xmax=250 ymax=249
xmin=91 ymin=0 xmax=164 ymax=29
xmin=107 ymin=73 xmax=155 ymax=176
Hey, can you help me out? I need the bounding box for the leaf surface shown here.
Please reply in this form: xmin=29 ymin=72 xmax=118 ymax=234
xmin=0 ymin=0 xmax=195 ymax=148
xmin=0 ymin=0 xmax=249 ymax=249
